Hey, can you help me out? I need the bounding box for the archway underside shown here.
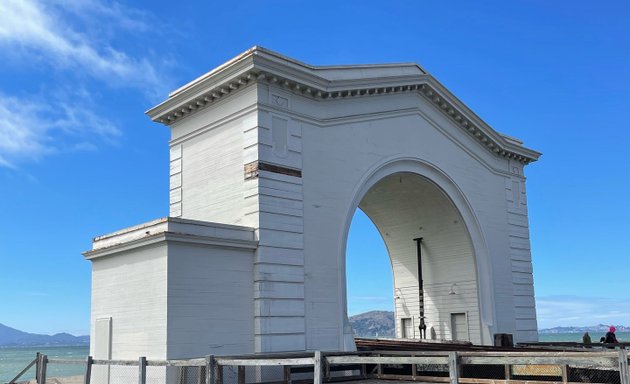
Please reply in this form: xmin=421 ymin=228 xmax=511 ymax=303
xmin=357 ymin=172 xmax=482 ymax=344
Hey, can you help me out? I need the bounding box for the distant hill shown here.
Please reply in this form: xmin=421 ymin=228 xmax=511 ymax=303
xmin=0 ymin=323 xmax=89 ymax=347
xmin=539 ymin=324 xmax=630 ymax=334
xmin=349 ymin=310 xmax=395 ymax=338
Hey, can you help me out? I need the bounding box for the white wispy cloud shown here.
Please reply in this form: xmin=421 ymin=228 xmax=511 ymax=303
xmin=0 ymin=92 xmax=121 ymax=168
xmin=0 ymin=0 xmax=166 ymax=95
xmin=55 ymin=0 xmax=155 ymax=33
xmin=0 ymin=0 xmax=174 ymax=167
xmin=537 ymin=295 xmax=630 ymax=329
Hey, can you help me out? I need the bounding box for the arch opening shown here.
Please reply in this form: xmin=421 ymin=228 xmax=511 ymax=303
xmin=346 ymin=209 xmax=394 ymax=337
xmin=345 ymin=171 xmax=482 ymax=344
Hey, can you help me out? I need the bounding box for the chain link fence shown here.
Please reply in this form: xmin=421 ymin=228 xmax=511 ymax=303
xmin=459 ymin=363 xmax=621 ymax=383
xmin=173 ymin=366 xmax=205 ymax=384
xmin=89 ymin=363 xmax=136 ymax=384
xmin=42 ymin=358 xmax=86 ymax=383
xmin=217 ymin=365 xmax=285 ymax=384
xmin=458 ymin=351 xmax=626 ymax=384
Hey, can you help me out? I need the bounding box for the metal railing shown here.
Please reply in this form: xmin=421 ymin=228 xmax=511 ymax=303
xmin=6 ymin=349 xmax=630 ymax=384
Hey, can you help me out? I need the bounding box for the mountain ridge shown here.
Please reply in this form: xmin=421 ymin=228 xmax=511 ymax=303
xmin=0 ymin=323 xmax=89 ymax=347
xmin=539 ymin=324 xmax=630 ymax=334
xmin=349 ymin=310 xmax=395 ymax=338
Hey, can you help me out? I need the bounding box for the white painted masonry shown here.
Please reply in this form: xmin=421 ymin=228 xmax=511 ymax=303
xmin=86 ymin=218 xmax=257 ymax=359
xmin=87 ymin=47 xmax=540 ymax=360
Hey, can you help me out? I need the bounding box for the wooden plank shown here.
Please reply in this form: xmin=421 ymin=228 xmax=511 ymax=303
xmin=163 ymin=359 xmax=206 ymax=367
xmin=47 ymin=358 xmax=88 ymax=365
xmin=216 ymin=357 xmax=314 ymax=366
xmin=215 ymin=351 xmax=316 ymax=360
xmin=458 ymin=351 xmax=619 ymax=358
xmin=369 ymin=349 xmax=451 ymax=357
xmin=326 ymin=355 xmax=448 ymax=365
xmin=47 ymin=356 xmax=192 ymax=366
xmin=459 ymin=355 xmax=618 ymax=368
xmin=138 ymin=356 xmax=147 ymax=384
xmin=92 ymin=359 xmax=140 ymax=366
xmin=84 ymin=356 xmax=93 ymax=384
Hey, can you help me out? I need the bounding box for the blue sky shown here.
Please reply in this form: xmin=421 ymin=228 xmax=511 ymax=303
xmin=0 ymin=0 xmax=628 ymax=335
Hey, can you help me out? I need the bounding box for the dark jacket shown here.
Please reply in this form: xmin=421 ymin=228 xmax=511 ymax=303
xmin=604 ymin=332 xmax=618 ymax=343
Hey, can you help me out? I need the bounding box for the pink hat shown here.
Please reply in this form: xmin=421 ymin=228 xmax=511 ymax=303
xmin=610 ymin=326 xmax=616 ymax=333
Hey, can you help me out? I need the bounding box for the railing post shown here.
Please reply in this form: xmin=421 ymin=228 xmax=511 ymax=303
xmin=35 ymin=352 xmax=41 ymax=383
xmin=205 ymin=355 xmax=215 ymax=384
xmin=39 ymin=354 xmax=48 ymax=384
xmin=448 ymin=351 xmax=459 ymax=384
xmin=313 ymin=351 xmax=322 ymax=384
xmin=84 ymin=356 xmax=93 ymax=384
xmin=138 ymin=356 xmax=147 ymax=384
xmin=619 ymin=349 xmax=629 ymax=384
xmin=504 ymin=364 xmax=511 ymax=382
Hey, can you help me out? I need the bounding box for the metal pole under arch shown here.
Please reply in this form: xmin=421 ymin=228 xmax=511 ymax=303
xmin=414 ymin=237 xmax=426 ymax=339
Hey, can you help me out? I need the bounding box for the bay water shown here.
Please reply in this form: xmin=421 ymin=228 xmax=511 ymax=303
xmin=538 ymin=331 xmax=630 ymax=343
xmin=0 ymin=345 xmax=89 ymax=383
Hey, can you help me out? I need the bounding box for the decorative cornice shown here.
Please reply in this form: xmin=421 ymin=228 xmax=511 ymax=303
xmin=146 ymin=47 xmax=540 ymax=164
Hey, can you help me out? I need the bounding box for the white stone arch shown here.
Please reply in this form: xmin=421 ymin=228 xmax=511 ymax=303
xmin=338 ymin=156 xmax=496 ymax=347
xmin=88 ymin=48 xmax=541 ymax=361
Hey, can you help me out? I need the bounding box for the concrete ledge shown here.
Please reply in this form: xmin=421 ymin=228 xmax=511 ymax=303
xmin=84 ymin=217 xmax=257 ymax=259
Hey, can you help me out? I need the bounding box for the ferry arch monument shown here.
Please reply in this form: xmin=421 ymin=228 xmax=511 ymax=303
xmin=85 ymin=47 xmax=541 ymax=360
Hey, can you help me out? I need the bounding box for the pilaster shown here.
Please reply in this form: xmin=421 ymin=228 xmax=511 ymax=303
xmin=505 ymin=160 xmax=538 ymax=341
xmin=245 ymin=85 xmax=306 ymax=352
